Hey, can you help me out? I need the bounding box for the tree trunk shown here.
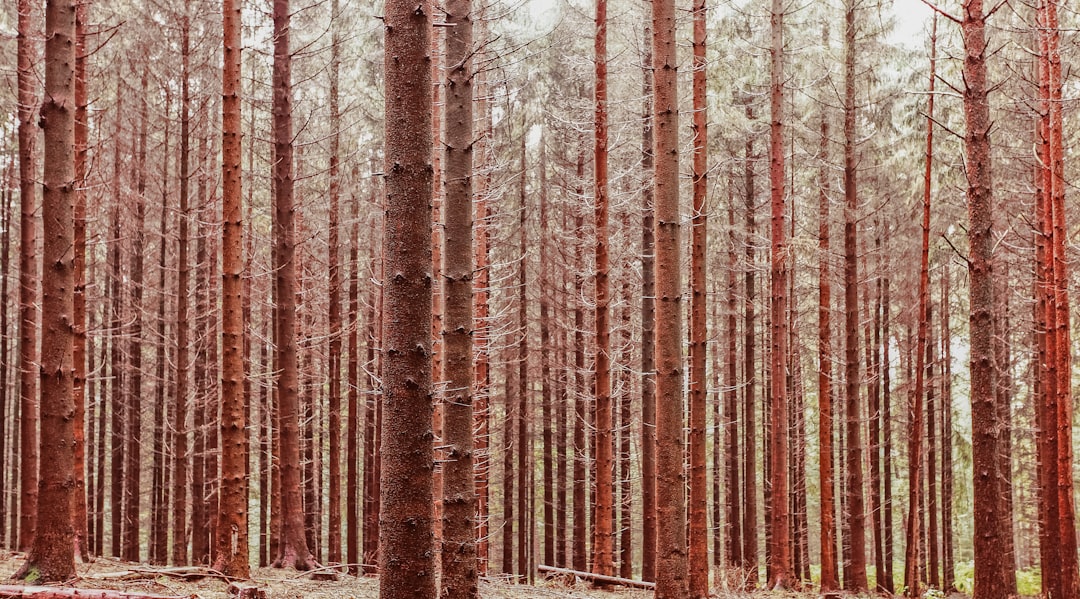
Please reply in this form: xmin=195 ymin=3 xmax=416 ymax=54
xmin=439 ymin=0 xmax=478 ymax=589
xmin=473 ymin=69 xmax=492 ymax=574
xmin=572 ymin=162 xmax=587 ymax=575
xmin=326 ymin=0 xmax=343 ymax=568
xmin=882 ymin=273 xmax=894 ymax=594
xmin=539 ymin=139 xmax=554 ymax=571
xmin=1043 ymin=0 xmax=1080 ymax=594
xmin=271 ymin=0 xmax=319 ymax=573
xmin=688 ymin=0 xmax=708 ymax=593
xmin=72 ymin=0 xmax=90 ymax=561
xmin=15 ymin=0 xmax=39 ymax=557
xmin=379 ymin=0 xmax=436 ymax=592
xmin=213 ymin=0 xmax=248 ymax=577
xmin=346 ymin=178 xmax=360 ymax=574
xmin=516 ymin=138 xmax=531 ymax=583
xmin=841 ymin=0 xmax=868 ymax=589
xmin=150 ymin=89 xmax=172 ymax=567
xmin=14 ymin=0 xmax=76 ymax=581
xmin=817 ymin=99 xmax=838 ymax=592
xmin=652 ymin=0 xmax=688 ymax=592
xmin=108 ymin=93 xmax=125 ymax=560
xmin=962 ymin=1 xmax=1015 ymax=596
xmin=940 ymin=266 xmax=954 ymax=592
xmin=741 ymin=102 xmax=758 ymax=589
xmin=767 ymin=0 xmax=792 ymax=587
xmin=639 ymin=26 xmax=657 ymax=582
xmin=724 ymin=203 xmax=741 ymax=575
xmin=591 ymin=0 xmax=614 ymax=579
xmin=172 ymin=3 xmax=192 ymax=564
xmin=122 ymin=68 xmax=149 ymax=565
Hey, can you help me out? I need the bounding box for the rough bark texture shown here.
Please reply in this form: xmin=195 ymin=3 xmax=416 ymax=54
xmin=841 ymin=0 xmax=868 ymax=589
xmin=71 ymin=0 xmax=89 ymax=561
xmin=213 ymin=0 xmax=249 ymax=577
xmin=14 ymin=0 xmax=77 ymax=582
xmin=380 ymin=0 xmax=436 ymax=593
xmin=16 ymin=0 xmax=39 ymax=556
xmin=639 ymin=27 xmax=657 ymax=583
xmin=271 ymin=0 xmax=319 ymax=573
xmin=591 ymin=0 xmax=614 ymax=578
xmin=651 ymin=0 xmax=688 ymax=594
xmin=962 ymin=1 xmax=1014 ymax=597
xmin=724 ymin=204 xmax=740 ymax=574
xmin=440 ymin=0 xmax=478 ymax=590
xmin=688 ymin=0 xmax=708 ymax=593
xmin=767 ymin=0 xmax=792 ymax=587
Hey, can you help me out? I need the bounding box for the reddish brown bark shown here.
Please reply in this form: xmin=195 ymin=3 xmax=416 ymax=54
xmin=639 ymin=26 xmax=657 ymax=582
xmin=473 ymin=72 xmax=492 ymax=573
xmin=882 ymin=274 xmax=894 ymax=593
xmin=71 ymin=0 xmax=89 ymax=561
xmin=0 ymin=587 xmax=190 ymax=599
xmin=688 ymin=0 xmax=708 ymax=593
xmin=767 ymin=0 xmax=792 ymax=587
xmin=841 ymin=0 xmax=867 ymax=589
xmin=1042 ymin=0 xmax=1080 ymax=594
xmin=0 ymin=165 xmax=10 ymax=552
xmin=14 ymin=0 xmax=76 ymax=581
xmin=213 ymin=0 xmax=248 ymax=577
xmin=962 ymin=1 xmax=1014 ymax=596
xmin=817 ymin=100 xmax=838 ymax=592
xmin=439 ymin=0 xmax=478 ymax=588
xmin=171 ymin=2 xmax=192 ymax=565
xmin=271 ymin=0 xmax=319 ymax=573
xmin=379 ymin=0 xmax=436 ymax=591
xmin=591 ymin=0 xmax=614 ymax=578
xmin=16 ymin=0 xmax=38 ymax=555
xmin=652 ymin=0 xmax=688 ymax=591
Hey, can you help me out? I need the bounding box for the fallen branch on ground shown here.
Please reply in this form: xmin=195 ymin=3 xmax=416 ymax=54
xmin=0 ymin=585 xmax=193 ymax=599
xmin=537 ymin=565 xmax=656 ymax=590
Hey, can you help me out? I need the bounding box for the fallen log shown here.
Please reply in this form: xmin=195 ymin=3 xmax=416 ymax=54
xmin=537 ymin=565 xmax=656 ymax=590
xmin=0 ymin=585 xmax=193 ymax=599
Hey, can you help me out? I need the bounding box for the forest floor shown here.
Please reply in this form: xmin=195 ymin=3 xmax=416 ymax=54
xmin=0 ymin=552 xmax=655 ymax=598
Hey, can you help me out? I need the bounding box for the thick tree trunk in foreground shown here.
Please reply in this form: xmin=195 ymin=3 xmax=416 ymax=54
xmin=767 ymin=0 xmax=792 ymax=587
xmin=14 ymin=0 xmax=77 ymax=582
xmin=439 ymin=0 xmax=478 ymax=589
xmin=379 ymin=0 xmax=435 ymax=593
xmin=652 ymin=0 xmax=688 ymax=594
xmin=962 ymin=1 xmax=1015 ymax=597
xmin=271 ymin=0 xmax=319 ymax=573
xmin=688 ymin=0 xmax=708 ymax=593
xmin=213 ymin=0 xmax=248 ymax=577
xmin=16 ymin=0 xmax=39 ymax=555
